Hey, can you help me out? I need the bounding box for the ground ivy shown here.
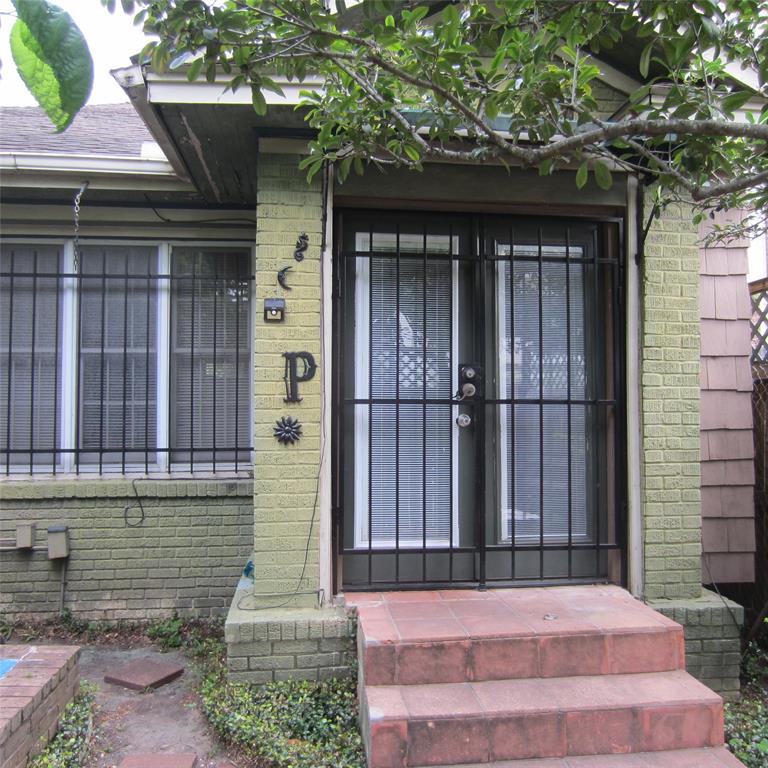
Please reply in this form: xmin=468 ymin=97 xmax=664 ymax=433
xmin=725 ymin=639 xmax=768 ymax=768
xmin=27 ymin=683 xmax=95 ymax=768
xmin=196 ymin=647 xmax=364 ymax=768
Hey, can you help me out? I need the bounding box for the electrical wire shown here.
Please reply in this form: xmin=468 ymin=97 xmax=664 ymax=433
xmin=123 ymin=478 xmax=147 ymax=527
xmin=236 ymin=161 xmax=331 ymax=612
xmin=143 ymin=194 xmax=257 ymax=226
xmin=702 ymin=555 xmax=744 ymax=637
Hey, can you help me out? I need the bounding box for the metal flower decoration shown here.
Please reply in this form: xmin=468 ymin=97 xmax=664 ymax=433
xmin=274 ymin=416 xmax=302 ymax=445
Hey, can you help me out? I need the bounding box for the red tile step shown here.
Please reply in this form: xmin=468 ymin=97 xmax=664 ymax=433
xmin=351 ymin=586 xmax=685 ymax=686
xmin=104 ymin=659 xmax=184 ymax=691
xmin=118 ymin=755 xmax=197 ymax=768
xmin=362 ymin=670 xmax=724 ymax=768
xmin=411 ymin=746 xmax=745 ymax=767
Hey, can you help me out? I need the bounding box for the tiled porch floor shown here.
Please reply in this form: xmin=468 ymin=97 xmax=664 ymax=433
xmin=346 ymin=584 xmax=679 ymax=643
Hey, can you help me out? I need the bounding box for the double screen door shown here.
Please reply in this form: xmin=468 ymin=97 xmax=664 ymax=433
xmin=333 ymin=211 xmax=625 ymax=590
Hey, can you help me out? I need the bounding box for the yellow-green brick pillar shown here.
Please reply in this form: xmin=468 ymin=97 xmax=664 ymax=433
xmin=252 ymin=152 xmax=323 ymax=607
xmin=224 ymin=151 xmax=353 ymax=684
xmin=641 ymin=198 xmax=703 ymax=600
xmin=640 ymin=198 xmax=746 ymax=701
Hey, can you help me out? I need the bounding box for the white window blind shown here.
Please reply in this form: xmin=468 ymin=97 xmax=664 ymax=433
xmin=499 ymin=253 xmax=589 ymax=542
xmin=0 ymin=244 xmax=61 ymax=469
xmin=356 ymin=252 xmax=454 ymax=547
xmin=170 ymin=247 xmax=251 ymax=465
xmin=79 ymin=246 xmax=158 ymax=466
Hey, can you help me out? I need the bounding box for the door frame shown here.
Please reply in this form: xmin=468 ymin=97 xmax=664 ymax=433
xmin=331 ymin=207 xmax=627 ymax=592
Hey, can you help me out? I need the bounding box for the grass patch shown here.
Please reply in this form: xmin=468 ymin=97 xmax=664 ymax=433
xmin=28 ymin=683 xmax=95 ymax=768
xmin=193 ymin=640 xmax=365 ymax=768
xmin=725 ymin=635 xmax=768 ymax=768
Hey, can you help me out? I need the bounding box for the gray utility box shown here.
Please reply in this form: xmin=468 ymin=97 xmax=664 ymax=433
xmin=47 ymin=526 xmax=69 ymax=559
xmin=15 ymin=522 xmax=35 ymax=549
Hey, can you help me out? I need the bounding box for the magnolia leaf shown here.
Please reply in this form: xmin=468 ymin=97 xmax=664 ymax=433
xmin=593 ymin=161 xmax=613 ymax=190
xmin=403 ymin=144 xmax=420 ymax=163
xmin=575 ymin=161 xmax=589 ymax=189
xmin=720 ymin=90 xmax=754 ymax=115
xmin=639 ymin=39 xmax=653 ymax=78
xmin=10 ymin=0 xmax=93 ymax=132
xmin=538 ymin=158 xmax=554 ymax=176
xmin=251 ymin=85 xmax=267 ymax=115
xmin=186 ymin=58 xmax=204 ymax=82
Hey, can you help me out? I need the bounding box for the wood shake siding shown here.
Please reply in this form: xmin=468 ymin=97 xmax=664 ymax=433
xmin=699 ymin=216 xmax=756 ymax=583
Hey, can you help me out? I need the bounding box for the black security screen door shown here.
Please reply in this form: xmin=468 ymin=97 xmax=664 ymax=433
xmin=333 ymin=211 xmax=625 ymax=590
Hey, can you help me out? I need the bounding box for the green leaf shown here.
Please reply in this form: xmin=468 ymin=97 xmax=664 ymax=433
xmin=403 ymin=144 xmax=420 ymax=163
xmin=593 ymin=161 xmax=613 ymax=190
xmin=575 ymin=161 xmax=589 ymax=189
xmin=251 ymin=85 xmax=267 ymax=115
xmin=442 ymin=3 xmax=460 ymax=26
xmin=720 ymin=90 xmax=753 ymax=114
xmin=385 ymin=15 xmax=395 ymax=28
xmin=10 ymin=0 xmax=93 ymax=132
xmin=187 ymin=58 xmax=204 ymax=82
xmin=671 ymin=102 xmax=697 ymax=119
xmin=538 ymin=158 xmax=554 ymax=176
xmin=639 ymin=39 xmax=654 ymax=79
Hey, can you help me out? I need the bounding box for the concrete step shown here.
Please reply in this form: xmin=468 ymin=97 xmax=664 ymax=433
xmin=411 ymin=746 xmax=745 ymax=767
xmin=362 ymin=670 xmax=724 ymax=768
xmin=350 ymin=586 xmax=685 ymax=686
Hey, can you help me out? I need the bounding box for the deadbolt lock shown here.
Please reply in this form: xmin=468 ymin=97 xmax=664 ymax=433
xmin=458 ymin=363 xmax=483 ymax=400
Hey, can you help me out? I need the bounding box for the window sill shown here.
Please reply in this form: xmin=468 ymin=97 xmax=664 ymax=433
xmin=0 ymin=474 xmax=253 ymax=501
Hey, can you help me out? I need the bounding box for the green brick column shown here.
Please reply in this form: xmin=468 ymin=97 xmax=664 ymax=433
xmin=252 ymin=152 xmax=323 ymax=606
xmin=641 ymin=198 xmax=702 ymax=600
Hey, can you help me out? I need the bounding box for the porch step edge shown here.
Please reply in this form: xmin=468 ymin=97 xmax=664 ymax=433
xmin=360 ymin=623 xmax=685 ymax=685
xmin=409 ymin=745 xmax=746 ymax=768
xmin=363 ymin=670 xmax=724 ymax=767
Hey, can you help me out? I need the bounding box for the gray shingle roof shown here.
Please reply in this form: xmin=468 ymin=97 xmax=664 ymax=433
xmin=0 ymin=103 xmax=156 ymax=157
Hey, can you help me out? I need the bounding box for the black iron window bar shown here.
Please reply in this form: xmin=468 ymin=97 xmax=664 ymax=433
xmin=1 ymin=249 xmax=253 ymax=476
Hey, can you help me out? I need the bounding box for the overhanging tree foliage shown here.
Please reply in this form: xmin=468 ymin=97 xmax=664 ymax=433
xmin=8 ymin=0 xmax=93 ymax=132
xmin=130 ymin=0 xmax=768 ymax=239
xmin=7 ymin=1 xmax=768 ymax=238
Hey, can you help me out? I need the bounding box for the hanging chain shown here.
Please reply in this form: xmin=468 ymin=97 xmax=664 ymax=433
xmin=72 ymin=182 xmax=89 ymax=273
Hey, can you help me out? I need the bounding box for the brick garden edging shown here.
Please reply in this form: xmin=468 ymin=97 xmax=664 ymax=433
xmin=0 ymin=644 xmax=80 ymax=768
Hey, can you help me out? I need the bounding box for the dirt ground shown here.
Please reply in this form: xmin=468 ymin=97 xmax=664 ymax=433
xmin=78 ymin=646 xmax=235 ymax=768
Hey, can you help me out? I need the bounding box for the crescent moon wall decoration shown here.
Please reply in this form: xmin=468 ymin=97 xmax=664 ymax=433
xmin=277 ymin=265 xmax=293 ymax=290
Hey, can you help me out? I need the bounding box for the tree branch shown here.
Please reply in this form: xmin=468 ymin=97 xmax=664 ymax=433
xmin=690 ymin=168 xmax=768 ymax=202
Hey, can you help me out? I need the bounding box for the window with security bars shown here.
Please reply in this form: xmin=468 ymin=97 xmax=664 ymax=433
xmin=0 ymin=241 xmax=252 ymax=474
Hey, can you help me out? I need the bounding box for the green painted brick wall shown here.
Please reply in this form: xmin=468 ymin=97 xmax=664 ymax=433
xmin=252 ymin=153 xmax=323 ymax=604
xmin=0 ymin=479 xmax=252 ymax=620
xmin=641 ymin=198 xmax=703 ymax=600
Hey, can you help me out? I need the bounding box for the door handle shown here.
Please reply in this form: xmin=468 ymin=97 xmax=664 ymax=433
xmin=456 ymin=413 xmax=472 ymax=428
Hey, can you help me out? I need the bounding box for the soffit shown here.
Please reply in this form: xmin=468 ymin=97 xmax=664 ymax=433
xmin=151 ymin=103 xmax=309 ymax=206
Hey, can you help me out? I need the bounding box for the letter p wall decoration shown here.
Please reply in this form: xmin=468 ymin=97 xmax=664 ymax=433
xmin=283 ymin=351 xmax=317 ymax=403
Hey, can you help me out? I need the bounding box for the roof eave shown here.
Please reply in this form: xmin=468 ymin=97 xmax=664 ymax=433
xmin=111 ymin=64 xmax=195 ymax=183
